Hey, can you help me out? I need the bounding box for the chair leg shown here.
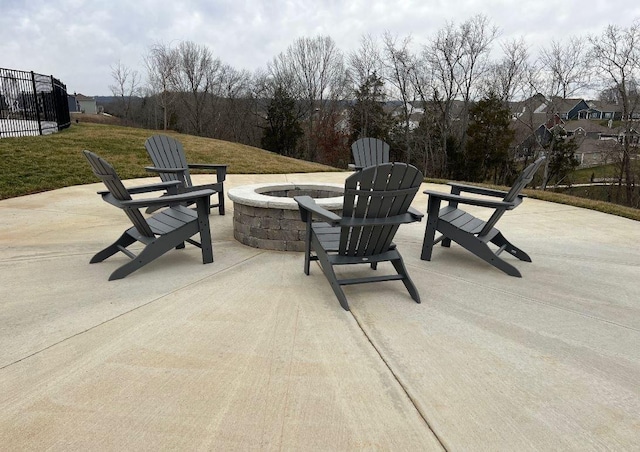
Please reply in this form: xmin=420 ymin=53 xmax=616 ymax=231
xmin=196 ymin=198 xmax=214 ymax=264
xmin=421 ymin=198 xmax=441 ymax=261
xmin=323 ymin=266 xmax=350 ymax=311
xmin=303 ymin=223 xmax=313 ymax=275
xmin=217 ymin=191 xmax=225 ymax=215
xmin=108 ymin=242 xmax=165 ymax=280
xmin=391 ymin=257 xmax=421 ymax=303
xmin=314 ymin=249 xmax=350 ymax=311
xmin=420 ymin=218 xmax=438 ymax=261
xmin=491 ymin=232 xmax=531 ymax=262
xmin=464 ymin=238 xmax=522 ymax=277
xmin=108 ymin=229 xmax=191 ymax=280
xmin=90 ymin=232 xmax=136 ymax=263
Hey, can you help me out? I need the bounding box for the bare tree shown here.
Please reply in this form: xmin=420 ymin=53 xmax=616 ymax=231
xmin=455 ymin=15 xmax=500 ymax=146
xmin=145 ymin=42 xmax=179 ymax=130
xmin=208 ymin=64 xmax=255 ymax=143
xmin=539 ymin=36 xmax=591 ymax=99
xmin=422 ymin=21 xmax=465 ymax=174
xmin=171 ymin=41 xmax=221 ymax=134
xmin=348 ymin=34 xmax=384 ymax=91
xmin=109 ymin=61 xmax=140 ymax=121
xmin=589 ymin=21 xmax=640 ymax=206
xmin=347 ymin=35 xmax=387 ymax=139
xmin=382 ymin=32 xmax=418 ymax=163
xmin=269 ymin=35 xmax=346 ymax=161
xmin=485 ymin=37 xmax=531 ymax=102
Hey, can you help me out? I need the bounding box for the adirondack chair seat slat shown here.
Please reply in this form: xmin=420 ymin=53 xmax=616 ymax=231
xmin=83 ymin=150 xmax=214 ymax=280
xmin=444 ymin=209 xmax=484 ymax=231
xmin=420 ymin=157 xmax=545 ymax=277
xmin=147 ymin=207 xmax=198 ymax=234
xmin=145 ymin=135 xmax=228 ymax=215
xmin=155 ymin=205 xmax=198 ymax=223
xmin=296 ymin=163 xmax=423 ymax=311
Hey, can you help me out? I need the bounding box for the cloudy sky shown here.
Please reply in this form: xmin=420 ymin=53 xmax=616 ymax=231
xmin=2 ymin=0 xmax=639 ymax=95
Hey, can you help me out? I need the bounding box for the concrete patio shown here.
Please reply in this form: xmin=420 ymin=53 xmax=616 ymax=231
xmin=1 ymin=172 xmax=639 ymax=450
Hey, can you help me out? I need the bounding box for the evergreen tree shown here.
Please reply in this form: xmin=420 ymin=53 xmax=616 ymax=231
xmin=261 ymin=86 xmax=303 ymax=157
xmin=542 ymin=127 xmax=580 ymax=187
xmin=464 ymin=92 xmax=515 ymax=182
xmin=349 ymin=72 xmax=390 ymax=141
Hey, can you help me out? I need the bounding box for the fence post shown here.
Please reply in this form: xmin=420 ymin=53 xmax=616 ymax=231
xmin=30 ymin=71 xmax=42 ymax=136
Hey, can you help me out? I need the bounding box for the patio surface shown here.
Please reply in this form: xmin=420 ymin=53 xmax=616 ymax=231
xmin=1 ymin=172 xmax=639 ymax=450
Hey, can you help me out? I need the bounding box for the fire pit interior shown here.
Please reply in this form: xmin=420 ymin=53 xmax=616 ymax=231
xmin=228 ymin=183 xmax=343 ymax=251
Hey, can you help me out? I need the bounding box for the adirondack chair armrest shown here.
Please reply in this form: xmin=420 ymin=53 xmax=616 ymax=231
xmin=408 ymin=206 xmax=424 ymax=221
xmin=294 ymin=195 xmax=341 ymax=225
xmin=97 ymin=180 xmax=182 ymax=196
xmin=446 ymin=182 xmax=510 ymax=198
xmin=117 ymin=189 xmax=216 ymax=208
xmin=187 ymin=164 xmax=228 ymax=182
xmin=424 ymin=190 xmax=515 ymax=210
xmin=340 ymin=212 xmax=422 ymax=227
xmin=145 ymin=166 xmax=188 ymax=175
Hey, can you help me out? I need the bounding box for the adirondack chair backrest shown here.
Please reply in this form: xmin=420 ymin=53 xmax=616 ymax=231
xmin=83 ymin=150 xmax=155 ymax=238
xmin=481 ymin=157 xmax=546 ymax=236
xmin=145 ymin=135 xmax=193 ymax=186
xmin=351 ymin=138 xmax=390 ymax=168
xmin=502 ymin=157 xmax=546 ymax=203
xmin=340 ymin=163 xmax=423 ymax=257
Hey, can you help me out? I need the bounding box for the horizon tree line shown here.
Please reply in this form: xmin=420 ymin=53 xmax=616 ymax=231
xmin=105 ymin=15 xmax=640 ymax=207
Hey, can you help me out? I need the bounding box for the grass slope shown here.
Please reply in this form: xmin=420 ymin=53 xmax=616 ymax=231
xmin=1 ymin=122 xmax=637 ymax=221
xmin=0 ymin=122 xmax=339 ymax=199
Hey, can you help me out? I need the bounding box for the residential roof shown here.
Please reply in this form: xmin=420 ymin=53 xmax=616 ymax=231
xmin=75 ymin=94 xmax=95 ymax=101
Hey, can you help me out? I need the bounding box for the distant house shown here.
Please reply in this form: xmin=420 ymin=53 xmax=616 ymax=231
xmin=510 ymin=95 xmax=590 ymax=121
xmin=512 ymin=113 xmax=565 ymax=158
xmin=583 ymin=101 xmax=624 ymax=121
xmin=67 ymin=93 xmax=97 ymax=114
xmin=548 ymin=98 xmax=590 ymax=120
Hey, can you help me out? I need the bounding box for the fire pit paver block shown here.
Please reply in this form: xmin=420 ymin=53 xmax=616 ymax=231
xmin=228 ymin=183 xmax=343 ymax=251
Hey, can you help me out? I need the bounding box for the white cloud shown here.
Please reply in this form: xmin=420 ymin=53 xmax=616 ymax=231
xmin=1 ymin=0 xmax=638 ymax=95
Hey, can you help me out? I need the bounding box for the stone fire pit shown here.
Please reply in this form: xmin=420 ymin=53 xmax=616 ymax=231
xmin=228 ymin=183 xmax=343 ymax=251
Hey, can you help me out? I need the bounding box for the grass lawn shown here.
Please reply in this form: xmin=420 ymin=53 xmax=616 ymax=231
xmin=1 ymin=122 xmax=638 ymax=222
xmin=0 ymin=122 xmax=340 ymax=199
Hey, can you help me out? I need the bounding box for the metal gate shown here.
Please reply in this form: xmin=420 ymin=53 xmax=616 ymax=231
xmin=0 ymin=67 xmax=71 ymax=138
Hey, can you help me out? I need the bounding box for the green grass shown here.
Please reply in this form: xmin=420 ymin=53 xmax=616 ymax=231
xmin=1 ymin=123 xmax=638 ymax=222
xmin=0 ymin=123 xmax=339 ymax=199
xmin=422 ymin=177 xmax=640 ymax=222
xmin=524 ymin=189 xmax=640 ymax=221
xmin=571 ymin=164 xmax=619 ymax=183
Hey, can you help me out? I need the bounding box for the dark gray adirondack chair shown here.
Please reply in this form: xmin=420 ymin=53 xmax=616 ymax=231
xmin=144 ymin=134 xmax=227 ymax=215
xmin=349 ymin=137 xmax=390 ymax=171
xmin=295 ymin=163 xmax=424 ymax=311
xmin=83 ymin=150 xmax=214 ymax=280
xmin=420 ymin=157 xmax=546 ymax=277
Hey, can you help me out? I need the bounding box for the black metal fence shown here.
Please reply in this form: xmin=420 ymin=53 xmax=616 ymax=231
xmin=0 ymin=67 xmax=71 ymax=138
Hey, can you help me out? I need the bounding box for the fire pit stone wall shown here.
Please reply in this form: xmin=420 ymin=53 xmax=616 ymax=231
xmin=228 ymin=183 xmax=343 ymax=252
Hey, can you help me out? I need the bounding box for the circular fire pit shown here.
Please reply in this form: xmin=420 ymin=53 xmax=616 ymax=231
xmin=228 ymin=183 xmax=343 ymax=251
